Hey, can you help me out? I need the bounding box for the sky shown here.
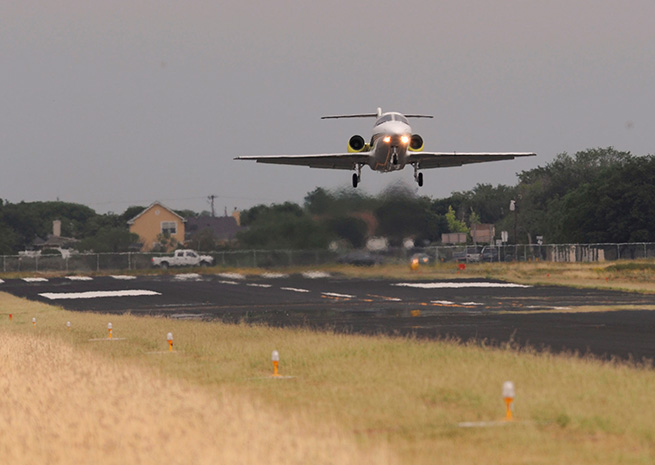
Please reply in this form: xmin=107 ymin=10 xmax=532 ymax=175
xmin=2 ymin=1 xmax=654 ymax=215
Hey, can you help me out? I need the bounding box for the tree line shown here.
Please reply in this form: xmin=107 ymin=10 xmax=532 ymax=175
xmin=1 ymin=147 xmax=654 ymax=254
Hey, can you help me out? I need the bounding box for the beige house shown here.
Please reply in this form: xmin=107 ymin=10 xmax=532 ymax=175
xmin=128 ymin=202 xmax=186 ymax=251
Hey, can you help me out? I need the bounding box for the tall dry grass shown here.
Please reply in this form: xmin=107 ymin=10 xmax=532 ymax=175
xmin=2 ymin=289 xmax=655 ymax=464
xmin=0 ymin=330 xmax=393 ymax=465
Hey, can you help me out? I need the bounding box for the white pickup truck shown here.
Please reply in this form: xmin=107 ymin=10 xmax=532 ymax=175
xmin=151 ymin=249 xmax=214 ymax=269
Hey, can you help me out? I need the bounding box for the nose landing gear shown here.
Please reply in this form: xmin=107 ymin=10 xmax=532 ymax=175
xmin=413 ymin=164 xmax=423 ymax=187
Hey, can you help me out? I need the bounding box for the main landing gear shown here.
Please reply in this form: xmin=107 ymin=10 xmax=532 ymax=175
xmin=413 ymin=164 xmax=424 ymax=187
xmin=352 ymin=164 xmax=362 ymax=188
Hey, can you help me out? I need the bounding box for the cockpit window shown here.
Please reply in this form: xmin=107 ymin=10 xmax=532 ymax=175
xmin=375 ymin=114 xmax=409 ymax=126
xmin=374 ymin=114 xmax=394 ymax=126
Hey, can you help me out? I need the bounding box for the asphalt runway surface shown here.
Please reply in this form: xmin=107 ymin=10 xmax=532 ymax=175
xmin=2 ymin=272 xmax=655 ymax=362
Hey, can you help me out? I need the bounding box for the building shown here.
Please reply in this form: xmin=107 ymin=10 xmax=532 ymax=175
xmin=185 ymin=211 xmax=243 ymax=245
xmin=127 ymin=202 xmax=186 ymax=251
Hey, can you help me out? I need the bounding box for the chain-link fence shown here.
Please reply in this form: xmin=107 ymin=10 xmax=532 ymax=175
xmin=3 ymin=243 xmax=655 ymax=274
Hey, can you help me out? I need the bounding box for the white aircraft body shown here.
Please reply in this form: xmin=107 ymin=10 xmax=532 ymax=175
xmin=235 ymin=108 xmax=535 ymax=188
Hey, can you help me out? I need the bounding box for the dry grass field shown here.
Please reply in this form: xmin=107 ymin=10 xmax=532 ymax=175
xmin=1 ymin=260 xmax=655 ymax=464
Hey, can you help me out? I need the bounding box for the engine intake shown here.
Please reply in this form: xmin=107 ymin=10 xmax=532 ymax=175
xmin=348 ymin=135 xmax=366 ymax=153
xmin=409 ymin=134 xmax=424 ymax=152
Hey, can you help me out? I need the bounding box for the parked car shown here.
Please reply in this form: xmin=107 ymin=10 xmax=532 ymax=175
xmin=337 ymin=251 xmax=383 ymax=266
xmin=480 ymin=246 xmax=499 ymax=262
xmin=151 ymin=249 xmax=214 ymax=269
xmin=452 ymin=246 xmax=482 ymax=262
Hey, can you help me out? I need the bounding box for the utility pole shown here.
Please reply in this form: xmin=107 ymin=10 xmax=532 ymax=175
xmin=207 ymin=195 xmax=217 ymax=217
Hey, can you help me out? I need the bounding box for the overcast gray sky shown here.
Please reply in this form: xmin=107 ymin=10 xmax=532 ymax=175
xmin=2 ymin=1 xmax=654 ymax=214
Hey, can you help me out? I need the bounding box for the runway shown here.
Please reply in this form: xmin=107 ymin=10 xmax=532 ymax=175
xmin=2 ymin=272 xmax=655 ymax=361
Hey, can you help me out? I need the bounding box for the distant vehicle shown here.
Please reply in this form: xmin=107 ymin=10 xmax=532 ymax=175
xmin=236 ymin=108 xmax=535 ymax=188
xmin=337 ymin=251 xmax=382 ymax=266
xmin=453 ymin=247 xmax=482 ymax=262
xmin=151 ymin=249 xmax=214 ymax=269
xmin=480 ymin=246 xmax=499 ymax=262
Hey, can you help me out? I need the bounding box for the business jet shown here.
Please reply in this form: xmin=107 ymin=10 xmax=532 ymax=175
xmin=235 ymin=108 xmax=535 ymax=188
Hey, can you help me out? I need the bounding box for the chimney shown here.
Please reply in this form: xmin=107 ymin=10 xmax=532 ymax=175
xmin=53 ymin=220 xmax=61 ymax=237
xmin=232 ymin=208 xmax=241 ymax=226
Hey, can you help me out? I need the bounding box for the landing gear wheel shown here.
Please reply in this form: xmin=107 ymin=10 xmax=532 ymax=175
xmin=352 ymin=172 xmax=359 ymax=188
xmin=417 ymin=172 xmax=423 ymax=187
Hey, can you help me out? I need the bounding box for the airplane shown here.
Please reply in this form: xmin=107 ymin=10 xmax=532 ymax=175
xmin=235 ymin=108 xmax=535 ymax=188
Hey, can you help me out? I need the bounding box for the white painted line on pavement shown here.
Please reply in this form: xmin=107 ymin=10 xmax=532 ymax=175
xmin=302 ymin=271 xmax=331 ymax=279
xmin=261 ymin=273 xmax=289 ymax=279
xmin=394 ymin=282 xmax=531 ymax=289
xmin=111 ymin=275 xmax=137 ymax=280
xmin=23 ymin=278 xmax=48 ymax=282
xmin=39 ymin=290 xmax=161 ymax=300
xmin=432 ymin=300 xmax=457 ymax=305
xmin=247 ymin=283 xmax=273 ymax=288
xmin=280 ymin=287 xmax=311 ymax=293
xmin=174 ymin=273 xmax=202 ymax=280
xmin=218 ymin=280 xmax=240 ymax=285
xmin=322 ymin=292 xmax=355 ymax=299
xmin=217 ymin=273 xmax=246 ymax=280
xmin=66 ymin=276 xmax=93 ymax=281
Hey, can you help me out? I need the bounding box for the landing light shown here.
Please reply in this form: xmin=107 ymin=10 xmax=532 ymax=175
xmin=401 ymin=135 xmax=410 ymax=144
xmin=383 ymin=136 xmax=391 ymax=143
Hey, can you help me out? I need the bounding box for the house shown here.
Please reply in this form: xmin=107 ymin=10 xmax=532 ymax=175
xmin=127 ymin=202 xmax=186 ymax=251
xmin=185 ymin=211 xmax=243 ymax=244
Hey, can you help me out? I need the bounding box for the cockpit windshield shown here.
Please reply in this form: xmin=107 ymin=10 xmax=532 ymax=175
xmin=374 ymin=114 xmax=393 ymax=126
xmin=375 ymin=113 xmax=409 ymax=126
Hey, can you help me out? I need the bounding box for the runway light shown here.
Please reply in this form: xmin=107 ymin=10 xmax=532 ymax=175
xmin=503 ymin=381 xmax=515 ymax=421
xmin=9 ymin=313 xmax=12 ymax=321
xmin=167 ymin=332 xmax=173 ymax=352
xmin=32 ymin=317 xmax=36 ymax=327
xmin=108 ymin=322 xmax=113 ymax=339
xmin=66 ymin=321 xmax=71 ymax=331
xmin=271 ymin=350 xmax=280 ymax=377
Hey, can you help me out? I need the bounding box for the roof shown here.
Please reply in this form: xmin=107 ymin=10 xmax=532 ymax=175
xmin=185 ymin=216 xmax=243 ymax=241
xmin=127 ymin=201 xmax=186 ymax=225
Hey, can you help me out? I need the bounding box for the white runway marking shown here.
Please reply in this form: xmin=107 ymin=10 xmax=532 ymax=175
xmin=247 ymin=283 xmax=273 ymax=288
xmin=217 ymin=272 xmax=246 ymax=280
xmin=462 ymin=302 xmax=484 ymax=306
xmin=261 ymin=273 xmax=289 ymax=279
xmin=66 ymin=276 xmax=93 ymax=281
xmin=302 ymin=271 xmax=331 ymax=279
xmin=0 ymin=279 xmax=4 ymax=284
xmin=432 ymin=300 xmax=456 ymax=305
xmin=281 ymin=287 xmax=311 ymax=293
xmin=393 ymin=282 xmax=531 ymax=289
xmin=23 ymin=278 xmax=48 ymax=282
xmin=322 ymin=292 xmax=355 ymax=299
xmin=218 ymin=280 xmax=240 ymax=285
xmin=39 ymin=290 xmax=161 ymax=300
xmin=111 ymin=275 xmax=137 ymax=280
xmin=174 ymin=273 xmax=202 ymax=281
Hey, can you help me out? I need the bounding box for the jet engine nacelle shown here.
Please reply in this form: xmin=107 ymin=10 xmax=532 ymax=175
xmin=409 ymin=134 xmax=424 ymax=152
xmin=348 ymin=135 xmax=367 ymax=153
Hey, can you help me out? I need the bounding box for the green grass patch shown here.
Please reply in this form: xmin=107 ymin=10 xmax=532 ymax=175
xmin=2 ymin=291 xmax=654 ymax=464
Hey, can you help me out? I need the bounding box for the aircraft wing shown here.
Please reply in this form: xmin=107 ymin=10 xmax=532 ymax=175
xmin=235 ymin=153 xmax=370 ymax=170
xmin=407 ymin=152 xmax=536 ymax=169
